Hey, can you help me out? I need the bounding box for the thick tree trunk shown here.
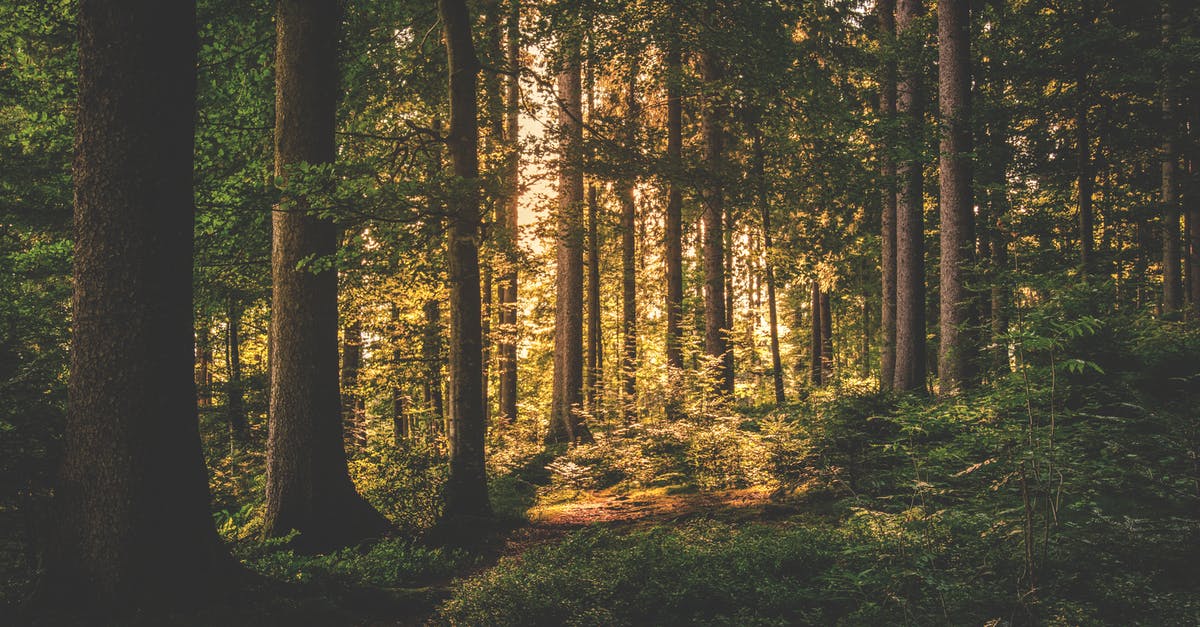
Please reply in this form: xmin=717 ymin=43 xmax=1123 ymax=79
xmin=439 ymin=0 xmax=492 ymax=522
xmin=619 ymin=64 xmax=639 ymax=424
xmin=549 ymin=36 xmax=590 ymax=444
xmin=340 ymin=320 xmax=365 ymax=450
xmin=264 ymin=0 xmax=390 ymax=549
xmin=1161 ymin=1 xmax=1182 ymax=315
xmin=937 ymin=0 xmax=975 ymax=394
xmin=701 ymin=34 xmax=733 ymax=395
xmin=810 ymin=282 xmax=822 ymax=386
xmin=893 ymin=0 xmax=927 ymax=393
xmin=878 ymin=0 xmax=898 ymax=390
xmin=497 ymin=0 xmax=521 ymax=423
xmin=753 ymin=128 xmax=785 ymax=404
xmin=422 ymin=299 xmax=445 ymax=427
xmin=227 ymin=299 xmax=248 ymax=442
xmin=48 ymin=0 xmax=233 ymax=607
xmin=820 ymin=290 xmax=834 ymax=384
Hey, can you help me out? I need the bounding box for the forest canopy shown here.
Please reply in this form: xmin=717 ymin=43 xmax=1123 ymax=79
xmin=1 ymin=0 xmax=1198 ymax=624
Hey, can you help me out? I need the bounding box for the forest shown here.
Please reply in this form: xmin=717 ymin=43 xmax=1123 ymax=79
xmin=1 ymin=0 xmax=1199 ymax=624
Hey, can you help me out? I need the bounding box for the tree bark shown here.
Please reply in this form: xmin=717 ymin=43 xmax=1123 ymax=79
xmin=497 ymin=0 xmax=521 ymax=423
xmin=820 ymin=289 xmax=834 ymax=384
xmin=439 ymin=0 xmax=492 ymax=522
xmin=48 ymin=0 xmax=233 ymax=607
xmin=227 ymin=299 xmax=248 ymax=442
xmin=753 ymin=127 xmax=785 ymax=404
xmin=878 ymin=0 xmax=898 ymax=390
xmin=1188 ymin=156 xmax=1200 ymax=316
xmin=549 ymin=35 xmax=591 ymax=444
xmin=422 ymin=299 xmax=445 ymax=427
xmin=1161 ymin=0 xmax=1182 ymax=315
xmin=893 ymin=0 xmax=927 ymax=393
xmin=664 ymin=30 xmax=685 ymax=415
xmin=701 ymin=27 xmax=733 ymax=395
xmin=1077 ymin=90 xmax=1094 ymax=276
xmin=264 ymin=0 xmax=390 ymax=549
xmin=619 ymin=62 xmax=639 ymax=424
xmin=810 ymin=281 xmax=822 ymax=386
xmin=937 ymin=0 xmax=975 ymax=394
xmin=197 ymin=321 xmax=212 ymax=408
xmin=340 ymin=319 xmax=365 ymax=450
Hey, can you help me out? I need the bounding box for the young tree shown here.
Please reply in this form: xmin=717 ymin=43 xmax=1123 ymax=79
xmin=893 ymin=0 xmax=927 ymax=393
xmin=752 ymin=124 xmax=785 ymax=404
xmin=701 ymin=17 xmax=733 ymax=395
xmin=549 ymin=31 xmax=591 ymax=444
xmin=264 ymin=0 xmax=390 ymax=549
xmin=48 ymin=0 xmax=233 ymax=607
xmin=619 ymin=61 xmax=640 ymax=423
xmin=227 ymin=298 xmax=248 ymax=441
xmin=1161 ymin=0 xmax=1182 ymax=315
xmin=439 ymin=0 xmax=492 ymax=522
xmin=937 ymin=0 xmax=975 ymax=393
xmin=810 ymin=281 xmax=822 ymax=386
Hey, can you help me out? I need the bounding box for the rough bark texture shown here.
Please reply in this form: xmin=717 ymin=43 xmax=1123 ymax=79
xmin=937 ymin=0 xmax=975 ymax=394
xmin=701 ymin=31 xmax=733 ymax=395
xmin=549 ymin=39 xmax=590 ymax=444
xmin=893 ymin=0 xmax=927 ymax=393
xmin=1161 ymin=0 xmax=1182 ymax=315
xmin=439 ymin=0 xmax=492 ymax=522
xmin=878 ymin=0 xmax=898 ymax=390
xmin=753 ymin=127 xmax=785 ymax=404
xmin=264 ymin=0 xmax=389 ymax=549
xmin=49 ymin=0 xmax=232 ymax=608
xmin=497 ymin=0 xmax=521 ymax=424
xmin=619 ymin=64 xmax=639 ymax=423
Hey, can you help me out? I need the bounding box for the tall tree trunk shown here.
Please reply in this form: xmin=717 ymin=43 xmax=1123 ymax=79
xmin=227 ymin=299 xmax=248 ymax=442
xmin=264 ymin=0 xmax=389 ymax=549
xmin=893 ymin=0 xmax=927 ymax=393
xmin=878 ymin=0 xmax=898 ymax=390
xmin=49 ymin=0 xmax=233 ymax=607
xmin=1188 ymin=156 xmax=1200 ymax=316
xmin=820 ymin=289 xmax=834 ymax=384
xmin=549 ymin=34 xmax=590 ymax=444
xmin=753 ymin=127 xmax=785 ymax=404
xmin=1161 ymin=0 xmax=1182 ymax=315
xmin=583 ymin=35 xmax=602 ymax=415
xmin=1077 ymin=91 xmax=1094 ymax=276
xmin=340 ymin=319 xmax=364 ymax=450
xmin=439 ymin=0 xmax=491 ymax=522
xmin=810 ymin=281 xmax=822 ymax=386
xmin=700 ymin=24 xmax=733 ymax=395
xmin=497 ymin=0 xmax=521 ymax=423
xmin=937 ymin=0 xmax=975 ymax=394
xmin=392 ymin=392 xmax=408 ymax=446
xmin=422 ymin=299 xmax=445 ymax=427
xmin=619 ymin=63 xmax=639 ymax=424
xmin=664 ymin=30 xmax=686 ymax=415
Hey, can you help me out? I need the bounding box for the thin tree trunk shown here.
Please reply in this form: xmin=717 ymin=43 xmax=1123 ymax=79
xmin=664 ymin=30 xmax=685 ymax=415
xmin=937 ymin=0 xmax=975 ymax=394
xmin=497 ymin=0 xmax=521 ymax=423
xmin=1188 ymin=156 xmax=1200 ymax=316
xmin=1077 ymin=92 xmax=1094 ymax=276
xmin=810 ymin=281 xmax=822 ymax=386
xmin=583 ymin=34 xmax=602 ymax=415
xmin=197 ymin=321 xmax=212 ymax=408
xmin=49 ymin=0 xmax=233 ymax=607
xmin=227 ymin=299 xmax=248 ymax=442
xmin=893 ymin=0 xmax=927 ymax=393
xmin=439 ymin=0 xmax=491 ymax=522
xmin=820 ymin=289 xmax=834 ymax=384
xmin=340 ymin=319 xmax=364 ymax=450
xmin=421 ymin=299 xmax=445 ymax=427
xmin=753 ymin=127 xmax=785 ymax=404
xmin=1161 ymin=0 xmax=1182 ymax=315
xmin=701 ymin=23 xmax=733 ymax=395
xmin=549 ymin=33 xmax=590 ymax=444
xmin=878 ymin=0 xmax=898 ymax=390
xmin=392 ymin=392 xmax=408 ymax=446
xmin=619 ymin=63 xmax=639 ymax=424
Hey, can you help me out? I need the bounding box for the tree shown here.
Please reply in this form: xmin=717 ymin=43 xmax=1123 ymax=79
xmin=893 ymin=0 xmax=927 ymax=393
xmin=46 ymin=0 xmax=233 ymax=607
xmin=937 ymin=0 xmax=975 ymax=393
xmin=264 ymin=0 xmax=390 ymax=549
xmin=549 ymin=30 xmax=591 ymax=444
xmin=878 ymin=0 xmax=898 ymax=390
xmin=438 ymin=0 xmax=492 ymax=522
xmin=1161 ymin=0 xmax=1182 ymax=315
xmin=752 ymin=123 xmax=785 ymax=404
xmin=497 ymin=0 xmax=521 ymax=424
xmin=663 ymin=23 xmax=686 ymax=409
xmin=701 ymin=10 xmax=733 ymax=395
xmin=619 ymin=59 xmax=640 ymax=423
